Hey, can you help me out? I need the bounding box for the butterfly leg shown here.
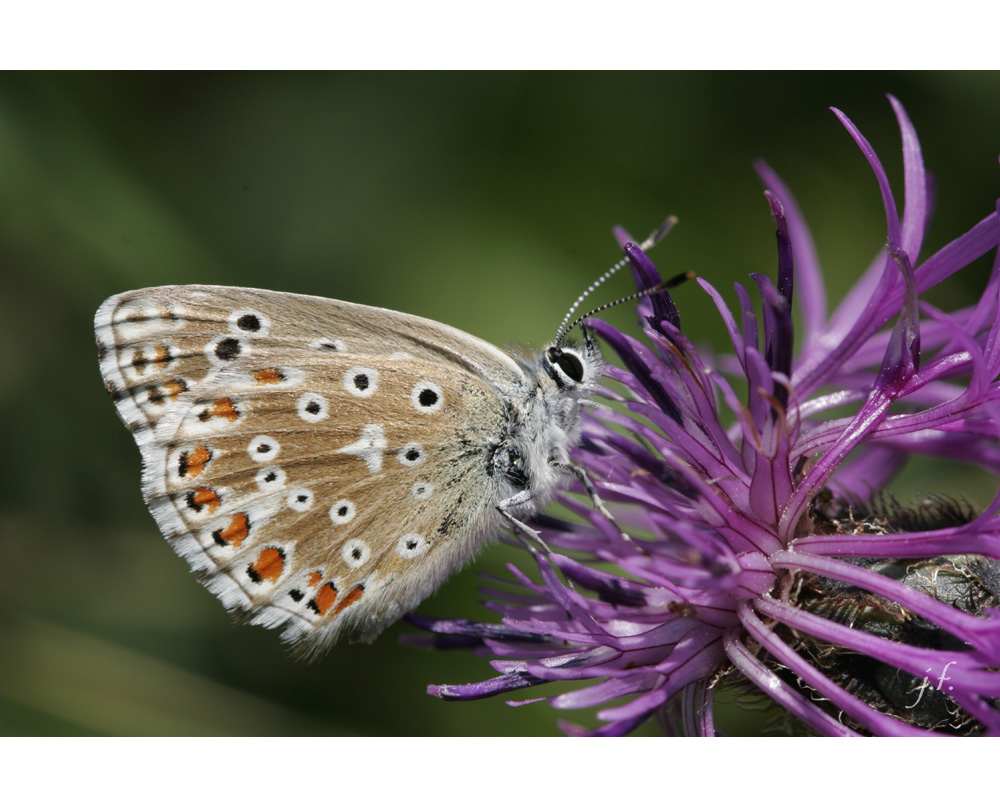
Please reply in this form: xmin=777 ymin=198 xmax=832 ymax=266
xmin=496 ymin=491 xmax=555 ymax=556
xmin=496 ymin=494 xmax=579 ymax=592
xmin=555 ymin=462 xmax=643 ymax=551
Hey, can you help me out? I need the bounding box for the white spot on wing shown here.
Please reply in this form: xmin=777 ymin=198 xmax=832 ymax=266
xmin=329 ymin=500 xmax=356 ymax=525
xmin=297 ymin=392 xmax=329 ymax=423
xmin=410 ymin=381 xmax=443 ymax=413
xmin=397 ymin=443 xmax=425 ymax=467
xmin=255 ymin=466 xmax=287 ymax=491
xmin=205 ymin=334 xmax=249 ymax=366
xmin=397 ymin=533 xmax=430 ymax=558
xmin=287 ymin=488 xmax=314 ymax=512
xmin=248 ymin=435 xmax=280 ymax=462
xmin=342 ymin=539 xmax=370 ymax=568
xmin=112 ymin=304 xmax=165 ymax=342
xmin=343 ymin=367 xmax=378 ymax=398
xmin=335 ymin=424 xmax=386 ymax=474
xmin=310 ymin=337 xmax=346 ymax=353
xmin=228 ymin=309 xmax=271 ymax=337
xmin=411 ymin=482 xmax=433 ymax=500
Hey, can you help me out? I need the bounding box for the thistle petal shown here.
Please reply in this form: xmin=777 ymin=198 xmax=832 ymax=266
xmin=415 ymin=100 xmax=1000 ymax=736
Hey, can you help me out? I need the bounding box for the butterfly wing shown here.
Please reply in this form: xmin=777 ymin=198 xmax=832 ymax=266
xmin=95 ymin=285 xmax=522 ymax=650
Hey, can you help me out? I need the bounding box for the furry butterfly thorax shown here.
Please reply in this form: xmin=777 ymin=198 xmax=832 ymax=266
xmin=95 ymin=285 xmax=605 ymax=653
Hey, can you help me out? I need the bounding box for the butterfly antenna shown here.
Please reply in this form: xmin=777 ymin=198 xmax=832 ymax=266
xmin=553 ymin=216 xmax=678 ymax=347
xmin=560 ymin=269 xmax=695 ymax=343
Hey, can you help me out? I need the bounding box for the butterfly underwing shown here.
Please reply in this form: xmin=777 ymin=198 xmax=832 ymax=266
xmin=95 ymin=285 xmax=603 ymax=653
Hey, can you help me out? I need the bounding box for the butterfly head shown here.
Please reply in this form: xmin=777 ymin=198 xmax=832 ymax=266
xmin=490 ymin=333 xmax=604 ymax=515
xmin=542 ymin=331 xmax=603 ymax=393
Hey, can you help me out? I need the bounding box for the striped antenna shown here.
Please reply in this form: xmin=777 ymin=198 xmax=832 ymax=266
xmin=554 ymin=215 xmax=679 ymax=347
xmin=558 ymin=270 xmax=695 ymax=347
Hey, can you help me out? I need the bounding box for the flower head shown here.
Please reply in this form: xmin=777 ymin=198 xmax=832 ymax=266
xmin=412 ymin=97 xmax=1000 ymax=736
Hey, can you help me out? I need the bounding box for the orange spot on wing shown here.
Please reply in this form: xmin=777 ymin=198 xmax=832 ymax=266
xmin=307 ymin=571 xmax=323 ymax=587
xmin=308 ymin=583 xmax=338 ymax=617
xmin=131 ymin=347 xmax=148 ymax=372
xmin=188 ymin=486 xmax=221 ymax=513
xmin=333 ymin=585 xmax=364 ymax=616
xmin=163 ymin=379 xmax=188 ymax=398
xmin=248 ymin=547 xmax=285 ymax=583
xmin=213 ymin=512 xmax=250 ymax=548
xmin=149 ymin=378 xmax=189 ymax=406
xmin=179 ymin=445 xmax=212 ymax=479
xmin=199 ymin=397 xmax=239 ymax=422
xmin=254 ymin=368 xmax=285 ymax=384
xmin=153 ymin=344 xmax=172 ymax=368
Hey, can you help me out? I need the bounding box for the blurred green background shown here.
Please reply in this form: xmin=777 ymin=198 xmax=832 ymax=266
xmin=1 ymin=72 xmax=998 ymax=737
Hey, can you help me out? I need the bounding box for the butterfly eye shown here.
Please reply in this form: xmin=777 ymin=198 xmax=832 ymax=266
xmin=548 ymin=347 xmax=586 ymax=384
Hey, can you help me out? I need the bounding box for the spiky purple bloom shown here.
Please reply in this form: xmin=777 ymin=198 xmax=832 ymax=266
xmin=413 ymin=97 xmax=1000 ymax=736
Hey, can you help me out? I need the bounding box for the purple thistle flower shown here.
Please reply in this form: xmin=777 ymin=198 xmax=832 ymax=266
xmin=412 ymin=96 xmax=1000 ymax=737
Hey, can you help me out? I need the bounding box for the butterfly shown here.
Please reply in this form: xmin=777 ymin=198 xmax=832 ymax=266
xmin=94 ymin=284 xmax=612 ymax=654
